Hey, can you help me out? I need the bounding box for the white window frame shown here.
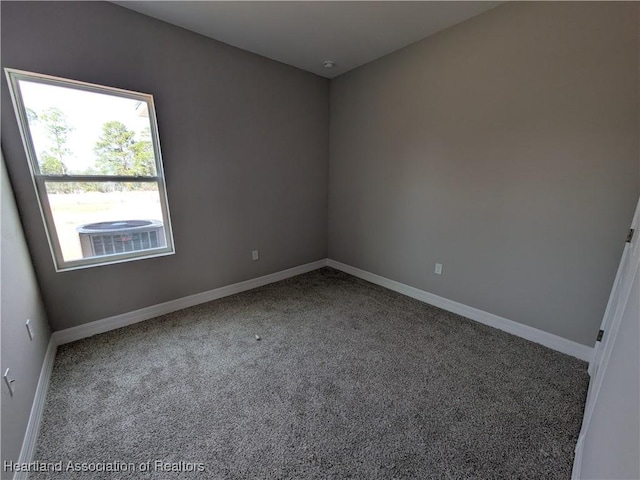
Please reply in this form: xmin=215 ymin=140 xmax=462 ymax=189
xmin=5 ymin=68 xmax=175 ymax=272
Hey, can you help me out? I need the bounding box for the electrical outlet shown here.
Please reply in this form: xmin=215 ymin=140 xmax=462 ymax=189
xmin=252 ymin=250 xmax=259 ymax=261
xmin=26 ymin=319 xmax=33 ymax=340
xmin=435 ymin=263 xmax=443 ymax=275
xmin=3 ymin=369 xmax=15 ymax=396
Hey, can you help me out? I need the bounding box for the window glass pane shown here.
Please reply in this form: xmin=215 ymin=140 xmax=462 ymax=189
xmin=6 ymin=69 xmax=174 ymax=270
xmin=18 ymin=80 xmax=157 ymax=176
xmin=46 ymin=182 xmax=167 ymax=262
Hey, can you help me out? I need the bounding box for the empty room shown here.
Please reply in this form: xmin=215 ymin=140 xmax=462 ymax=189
xmin=1 ymin=1 xmax=638 ymax=479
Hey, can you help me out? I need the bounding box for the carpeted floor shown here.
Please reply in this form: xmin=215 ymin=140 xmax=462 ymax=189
xmin=32 ymin=267 xmax=589 ymax=479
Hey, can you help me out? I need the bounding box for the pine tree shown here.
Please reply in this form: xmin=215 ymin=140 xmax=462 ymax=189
xmin=94 ymin=122 xmax=156 ymax=181
xmin=40 ymin=107 xmax=73 ymax=172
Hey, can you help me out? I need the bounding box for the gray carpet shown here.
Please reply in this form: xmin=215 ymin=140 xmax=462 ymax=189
xmin=31 ymin=267 xmax=588 ymax=479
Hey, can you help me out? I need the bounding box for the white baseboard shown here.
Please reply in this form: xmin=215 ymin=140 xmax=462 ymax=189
xmin=572 ymin=435 xmax=584 ymax=479
xmin=52 ymin=259 xmax=328 ymax=345
xmin=52 ymin=256 xmax=593 ymax=357
xmin=15 ymin=256 xmax=591 ymax=477
xmin=14 ymin=337 xmax=57 ymax=480
xmin=326 ymin=259 xmax=593 ymax=362
xmin=14 ymin=260 xmax=327 ymax=475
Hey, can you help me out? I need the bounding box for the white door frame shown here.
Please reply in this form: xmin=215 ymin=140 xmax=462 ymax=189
xmin=572 ymin=196 xmax=640 ymax=479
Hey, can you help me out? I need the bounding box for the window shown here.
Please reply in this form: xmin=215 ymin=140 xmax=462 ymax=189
xmin=5 ymin=69 xmax=175 ymax=271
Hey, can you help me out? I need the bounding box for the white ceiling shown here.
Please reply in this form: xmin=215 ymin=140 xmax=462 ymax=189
xmin=113 ymin=1 xmax=502 ymax=78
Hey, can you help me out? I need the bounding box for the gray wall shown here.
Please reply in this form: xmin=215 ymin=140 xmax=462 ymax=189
xmin=1 ymin=1 xmax=329 ymax=331
xmin=580 ymin=265 xmax=640 ymax=479
xmin=1 ymin=151 xmax=51 ymax=470
xmin=2 ymin=1 xmax=638 ymax=347
xmin=328 ymin=1 xmax=639 ymax=347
